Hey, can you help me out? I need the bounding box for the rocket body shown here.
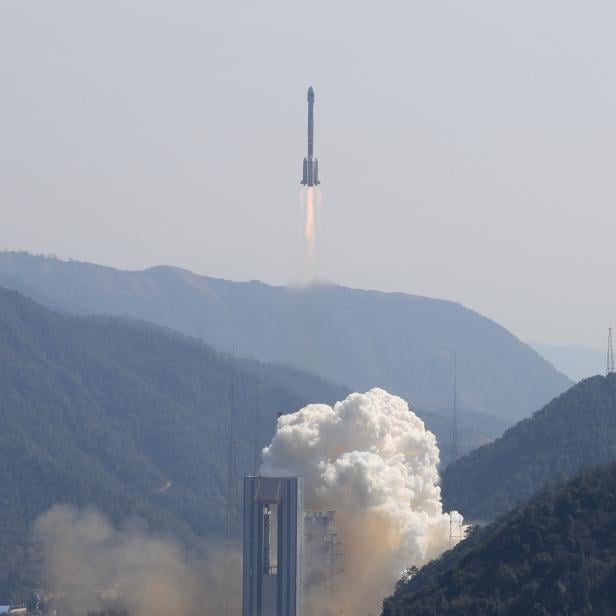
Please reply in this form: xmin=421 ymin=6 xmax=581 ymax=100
xmin=301 ymin=87 xmax=320 ymax=186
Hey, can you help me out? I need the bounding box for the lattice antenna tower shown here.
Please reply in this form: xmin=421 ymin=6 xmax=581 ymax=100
xmin=252 ymin=364 xmax=262 ymax=475
xmin=449 ymin=511 xmax=464 ymax=547
xmin=223 ymin=349 xmax=239 ymax=616
xmin=608 ymin=328 xmax=614 ymax=375
xmin=225 ymin=349 xmax=239 ymax=539
xmin=329 ymin=533 xmax=343 ymax=597
xmin=450 ymin=352 xmax=459 ymax=467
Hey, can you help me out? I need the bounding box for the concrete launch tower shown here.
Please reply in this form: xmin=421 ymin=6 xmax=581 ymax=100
xmin=242 ymin=476 xmax=303 ymax=616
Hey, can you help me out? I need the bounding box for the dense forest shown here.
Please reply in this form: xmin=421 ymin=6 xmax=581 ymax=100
xmin=442 ymin=374 xmax=616 ymax=520
xmin=383 ymin=462 xmax=616 ymax=615
xmin=0 ymin=287 xmax=349 ymax=601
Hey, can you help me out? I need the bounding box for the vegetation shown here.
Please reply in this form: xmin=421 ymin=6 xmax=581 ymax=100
xmin=0 ymin=287 xmax=348 ymax=601
xmin=0 ymin=251 xmax=571 ymax=426
xmin=442 ymin=374 xmax=616 ymax=520
xmin=383 ymin=462 xmax=616 ymax=615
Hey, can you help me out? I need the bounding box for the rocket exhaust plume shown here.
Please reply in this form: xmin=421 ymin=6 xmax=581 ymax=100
xmin=261 ymin=388 xmax=464 ymax=616
xmin=304 ymin=187 xmax=316 ymax=264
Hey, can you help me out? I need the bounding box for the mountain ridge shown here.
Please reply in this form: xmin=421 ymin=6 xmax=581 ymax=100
xmin=0 ymin=252 xmax=572 ymax=426
xmin=442 ymin=374 xmax=616 ymax=521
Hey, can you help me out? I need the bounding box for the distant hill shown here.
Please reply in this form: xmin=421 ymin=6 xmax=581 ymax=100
xmin=0 ymin=287 xmax=349 ymax=601
xmin=530 ymin=341 xmax=604 ymax=382
xmin=442 ymin=375 xmax=616 ymax=521
xmin=0 ymin=252 xmax=571 ymax=425
xmin=383 ymin=462 xmax=616 ymax=616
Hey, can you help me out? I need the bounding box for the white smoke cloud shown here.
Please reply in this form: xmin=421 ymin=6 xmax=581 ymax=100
xmin=261 ymin=388 xmax=463 ymax=615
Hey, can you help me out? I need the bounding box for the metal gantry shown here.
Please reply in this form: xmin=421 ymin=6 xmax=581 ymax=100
xmin=450 ymin=352 xmax=459 ymax=467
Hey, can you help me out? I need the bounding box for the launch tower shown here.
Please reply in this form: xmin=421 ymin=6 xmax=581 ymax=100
xmin=242 ymin=476 xmax=303 ymax=616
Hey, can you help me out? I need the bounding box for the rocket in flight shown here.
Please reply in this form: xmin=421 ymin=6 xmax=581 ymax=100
xmin=300 ymin=86 xmax=320 ymax=186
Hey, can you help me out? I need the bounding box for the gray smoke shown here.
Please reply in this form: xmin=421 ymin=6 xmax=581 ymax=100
xmin=33 ymin=505 xmax=240 ymax=616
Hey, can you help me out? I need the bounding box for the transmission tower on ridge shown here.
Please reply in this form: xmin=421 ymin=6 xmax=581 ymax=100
xmin=252 ymin=364 xmax=262 ymax=475
xmin=608 ymin=328 xmax=614 ymax=375
xmin=448 ymin=511 xmax=464 ymax=548
xmin=226 ymin=352 xmax=238 ymax=537
xmin=224 ymin=351 xmax=239 ymax=616
xmin=450 ymin=352 xmax=459 ymax=467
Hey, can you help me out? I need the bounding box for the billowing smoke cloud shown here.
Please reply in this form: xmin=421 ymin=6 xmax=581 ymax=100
xmin=33 ymin=505 xmax=241 ymax=616
xmin=261 ymin=388 xmax=463 ymax=616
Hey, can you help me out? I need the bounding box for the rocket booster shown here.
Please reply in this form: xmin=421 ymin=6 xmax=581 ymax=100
xmin=301 ymin=86 xmax=320 ymax=186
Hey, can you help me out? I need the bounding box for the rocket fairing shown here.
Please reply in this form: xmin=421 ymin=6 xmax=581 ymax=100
xmin=300 ymin=86 xmax=320 ymax=186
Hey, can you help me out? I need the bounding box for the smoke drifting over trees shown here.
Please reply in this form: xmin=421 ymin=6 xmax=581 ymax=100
xmin=261 ymin=388 xmax=463 ymax=615
xmin=33 ymin=506 xmax=241 ymax=616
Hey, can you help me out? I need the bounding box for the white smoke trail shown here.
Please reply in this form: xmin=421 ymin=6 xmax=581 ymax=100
xmin=261 ymin=388 xmax=463 ymax=615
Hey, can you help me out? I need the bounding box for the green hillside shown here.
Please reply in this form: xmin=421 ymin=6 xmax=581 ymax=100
xmin=0 ymin=252 xmax=571 ymax=425
xmin=383 ymin=462 xmax=616 ymax=616
xmin=442 ymin=375 xmax=616 ymax=521
xmin=0 ymin=287 xmax=348 ymax=601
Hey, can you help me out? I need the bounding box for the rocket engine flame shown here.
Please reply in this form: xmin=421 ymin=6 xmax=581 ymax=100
xmin=261 ymin=388 xmax=464 ymax=616
xmin=304 ymin=187 xmax=316 ymax=265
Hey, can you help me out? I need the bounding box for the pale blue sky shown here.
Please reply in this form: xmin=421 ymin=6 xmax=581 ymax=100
xmin=1 ymin=1 xmax=615 ymax=348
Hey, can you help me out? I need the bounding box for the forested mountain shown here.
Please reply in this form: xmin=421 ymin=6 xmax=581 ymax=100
xmin=383 ymin=462 xmax=616 ymax=616
xmin=0 ymin=287 xmax=349 ymax=600
xmin=442 ymin=375 xmax=616 ymax=521
xmin=0 ymin=252 xmax=571 ymax=426
xmin=0 ymin=286 xmax=492 ymax=603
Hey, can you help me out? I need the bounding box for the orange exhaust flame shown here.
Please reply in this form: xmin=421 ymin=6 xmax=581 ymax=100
xmin=304 ymin=187 xmax=315 ymax=264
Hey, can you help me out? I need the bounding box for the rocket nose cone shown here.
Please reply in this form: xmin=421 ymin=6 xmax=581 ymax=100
xmin=307 ymin=86 xmax=315 ymax=102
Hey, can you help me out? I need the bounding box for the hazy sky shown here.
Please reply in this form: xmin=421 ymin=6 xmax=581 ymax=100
xmin=1 ymin=1 xmax=615 ymax=349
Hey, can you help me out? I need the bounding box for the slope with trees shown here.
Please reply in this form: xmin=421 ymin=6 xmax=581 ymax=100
xmin=383 ymin=462 xmax=616 ymax=616
xmin=0 ymin=287 xmax=348 ymax=601
xmin=442 ymin=374 xmax=616 ymax=521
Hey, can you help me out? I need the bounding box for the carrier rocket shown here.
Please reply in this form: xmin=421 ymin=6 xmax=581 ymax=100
xmin=300 ymin=86 xmax=320 ymax=186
